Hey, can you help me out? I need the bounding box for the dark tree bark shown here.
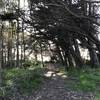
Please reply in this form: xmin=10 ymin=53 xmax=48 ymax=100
xmin=0 ymin=23 xmax=3 ymax=86
xmin=88 ymin=41 xmax=100 ymax=67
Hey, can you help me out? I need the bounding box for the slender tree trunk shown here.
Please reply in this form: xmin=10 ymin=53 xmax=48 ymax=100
xmin=16 ymin=19 xmax=20 ymax=67
xmin=16 ymin=0 xmax=20 ymax=67
xmin=40 ymin=42 xmax=44 ymax=67
xmin=73 ymin=39 xmax=84 ymax=67
xmin=22 ymin=21 xmax=26 ymax=62
xmin=1 ymin=25 xmax=4 ymax=68
xmin=4 ymin=47 xmax=7 ymax=67
xmin=67 ymin=51 xmax=74 ymax=68
xmin=8 ymin=22 xmax=12 ymax=67
xmin=88 ymin=41 xmax=100 ymax=67
xmin=69 ymin=45 xmax=83 ymax=68
xmin=0 ymin=23 xmax=3 ymax=86
xmin=56 ymin=45 xmax=65 ymax=65
xmin=64 ymin=51 xmax=69 ymax=71
xmin=48 ymin=42 xmax=53 ymax=57
xmin=21 ymin=20 xmax=25 ymax=64
xmin=21 ymin=42 xmax=23 ymax=66
xmin=34 ymin=48 xmax=37 ymax=61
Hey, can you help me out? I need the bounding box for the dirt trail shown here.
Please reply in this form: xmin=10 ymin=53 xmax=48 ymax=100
xmin=27 ymin=69 xmax=94 ymax=100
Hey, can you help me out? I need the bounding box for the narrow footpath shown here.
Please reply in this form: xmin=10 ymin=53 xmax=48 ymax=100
xmin=27 ymin=70 xmax=94 ymax=100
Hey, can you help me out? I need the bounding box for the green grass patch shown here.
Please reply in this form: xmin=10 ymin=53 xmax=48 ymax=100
xmin=0 ymin=66 xmax=44 ymax=97
xmin=66 ymin=68 xmax=100 ymax=99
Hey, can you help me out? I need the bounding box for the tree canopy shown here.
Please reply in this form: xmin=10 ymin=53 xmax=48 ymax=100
xmin=0 ymin=0 xmax=100 ymax=69
xmin=18 ymin=0 xmax=100 ymax=69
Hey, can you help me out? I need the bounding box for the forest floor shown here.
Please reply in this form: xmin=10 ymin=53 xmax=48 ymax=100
xmin=27 ymin=70 xmax=94 ymax=100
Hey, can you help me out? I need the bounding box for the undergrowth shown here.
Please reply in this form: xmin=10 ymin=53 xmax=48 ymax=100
xmin=0 ymin=65 xmax=44 ymax=98
xmin=66 ymin=67 xmax=100 ymax=100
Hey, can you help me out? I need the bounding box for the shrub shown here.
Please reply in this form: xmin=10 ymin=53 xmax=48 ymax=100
xmin=67 ymin=68 xmax=100 ymax=92
xmin=0 ymin=67 xmax=44 ymax=98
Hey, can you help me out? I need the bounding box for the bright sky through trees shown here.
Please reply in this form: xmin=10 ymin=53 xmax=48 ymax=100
xmin=20 ymin=0 xmax=28 ymax=9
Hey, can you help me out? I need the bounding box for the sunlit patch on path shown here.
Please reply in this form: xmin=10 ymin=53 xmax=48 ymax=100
xmin=44 ymin=70 xmax=67 ymax=79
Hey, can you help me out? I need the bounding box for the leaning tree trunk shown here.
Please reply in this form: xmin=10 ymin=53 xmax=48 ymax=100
xmin=69 ymin=43 xmax=84 ymax=68
xmin=67 ymin=51 xmax=75 ymax=68
xmin=88 ymin=41 xmax=100 ymax=67
xmin=73 ymin=38 xmax=84 ymax=68
xmin=56 ymin=44 xmax=65 ymax=65
xmin=63 ymin=50 xmax=69 ymax=71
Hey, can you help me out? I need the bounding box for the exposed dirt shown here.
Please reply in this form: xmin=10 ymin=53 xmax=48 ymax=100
xmin=22 ymin=69 xmax=94 ymax=100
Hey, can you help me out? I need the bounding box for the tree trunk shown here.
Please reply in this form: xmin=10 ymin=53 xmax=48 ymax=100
xmin=56 ymin=45 xmax=65 ymax=65
xmin=16 ymin=19 xmax=20 ymax=67
xmin=7 ymin=22 xmax=12 ymax=67
xmin=16 ymin=0 xmax=20 ymax=67
xmin=63 ymin=51 xmax=69 ymax=71
xmin=0 ymin=23 xmax=3 ymax=86
xmin=40 ymin=42 xmax=44 ymax=67
xmin=88 ymin=41 xmax=100 ymax=67
xmin=67 ymin=51 xmax=75 ymax=68
xmin=73 ymin=39 xmax=84 ymax=68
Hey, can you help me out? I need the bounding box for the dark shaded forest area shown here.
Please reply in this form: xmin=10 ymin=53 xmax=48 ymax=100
xmin=0 ymin=0 xmax=100 ymax=100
